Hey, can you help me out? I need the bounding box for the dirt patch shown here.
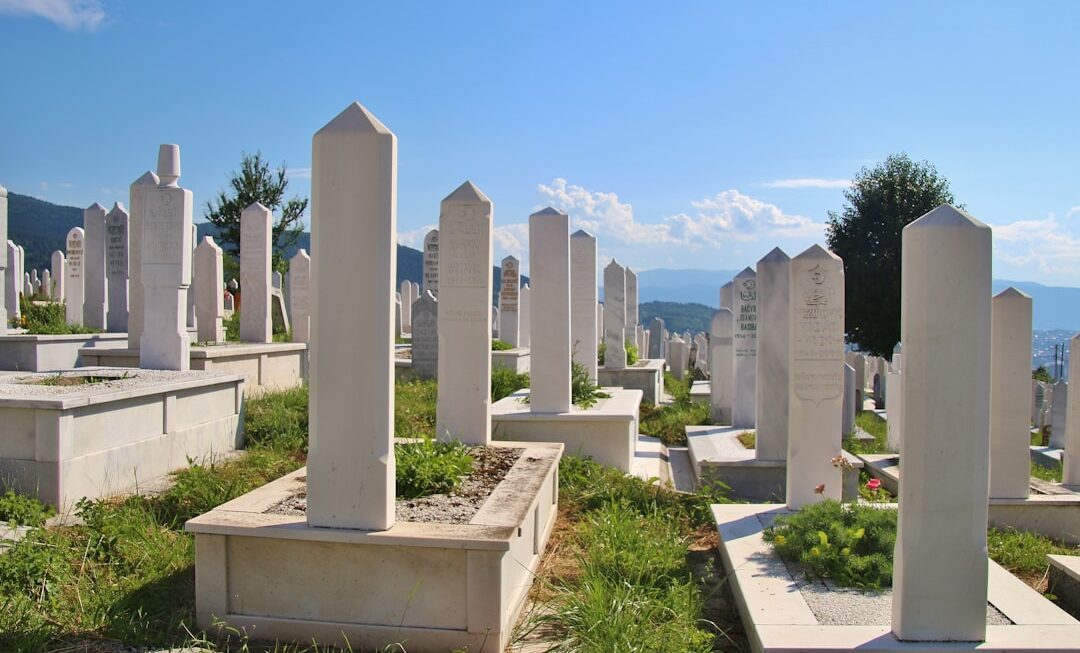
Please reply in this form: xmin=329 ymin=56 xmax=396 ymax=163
xmin=266 ymin=445 xmax=520 ymax=524
xmin=35 ymin=373 xmax=135 ymax=386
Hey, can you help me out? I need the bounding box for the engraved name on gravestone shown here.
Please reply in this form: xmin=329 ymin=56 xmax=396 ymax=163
xmin=792 ymin=262 xmax=844 ymax=403
xmin=444 ymin=208 xmax=487 ymax=288
xmin=423 ymin=228 xmax=439 ymax=296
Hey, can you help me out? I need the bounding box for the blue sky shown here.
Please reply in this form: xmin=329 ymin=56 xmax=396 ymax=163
xmin=2 ymin=1 xmax=1079 ymax=283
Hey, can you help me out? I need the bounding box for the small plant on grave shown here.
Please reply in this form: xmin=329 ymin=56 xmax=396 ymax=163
xmin=491 ymin=366 xmax=529 ymax=402
xmin=223 ymin=311 xmax=240 ymax=341
xmin=0 ymin=489 xmax=54 ymax=527
xmin=395 ymin=435 xmax=475 ymax=499
xmin=736 ymin=430 xmax=756 ymax=449
xmin=858 ymin=472 xmax=892 ymax=503
xmin=571 ymin=358 xmax=610 ymax=409
xmin=597 ymin=340 xmax=606 ymax=365
xmin=17 ymin=298 xmax=98 ymax=335
xmin=638 ymin=372 xmax=712 ymax=446
xmin=1030 ymin=460 xmax=1063 ymax=484
xmin=763 ymin=499 xmax=897 ymax=589
xmin=491 ymin=338 xmax=513 ymax=351
xmin=626 ymin=339 xmax=639 ymax=365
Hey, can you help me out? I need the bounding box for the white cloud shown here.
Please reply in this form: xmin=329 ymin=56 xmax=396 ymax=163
xmin=494 ymin=222 xmax=529 ymax=263
xmin=988 ymin=211 xmax=1080 ymax=283
xmin=763 ymin=178 xmax=851 ymax=189
xmin=0 ymin=0 xmax=105 ymax=31
xmin=285 ymin=166 xmax=311 ymax=180
xmin=536 ymin=178 xmax=825 ymax=251
xmin=397 ymin=224 xmax=436 ymax=248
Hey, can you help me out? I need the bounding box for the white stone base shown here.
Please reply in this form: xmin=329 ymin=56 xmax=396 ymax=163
xmin=79 ymin=343 xmax=307 ymax=395
xmin=492 ymin=347 xmax=530 ymax=374
xmin=185 ymin=442 xmax=562 ymax=653
xmin=859 ymin=453 xmax=1080 ymax=545
xmin=0 ymin=332 xmax=129 ymax=371
xmin=491 ymin=388 xmax=642 ymax=472
xmin=0 ymin=368 xmax=244 ymax=511
xmin=687 ymin=425 xmax=862 ymax=501
xmin=689 ymin=379 xmax=710 ymax=404
xmin=597 ymin=359 xmax=664 ymax=404
xmin=1049 ymin=555 xmax=1080 ymax=619
xmin=714 ymin=503 xmax=1080 ymax=652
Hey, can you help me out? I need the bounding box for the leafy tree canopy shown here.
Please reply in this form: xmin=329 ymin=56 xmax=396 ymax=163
xmin=204 ymin=151 xmax=307 ymax=272
xmin=826 ymin=153 xmax=957 ymax=357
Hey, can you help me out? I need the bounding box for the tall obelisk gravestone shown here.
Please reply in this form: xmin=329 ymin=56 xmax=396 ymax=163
xmin=570 ymin=230 xmax=598 ymax=380
xmin=128 ymin=171 xmax=158 ymax=349
xmin=0 ymin=184 xmax=6 ymax=328
xmin=529 ymin=208 xmax=571 ymax=412
xmin=892 ymin=205 xmax=991 ymax=642
xmin=105 ymin=203 xmax=129 ymax=332
xmin=755 ymin=247 xmax=790 ymax=460
xmin=308 ymin=102 xmax=396 ymax=530
xmin=83 ymin=202 xmax=108 ymax=329
xmin=436 ymin=181 xmax=493 ymax=444
xmin=140 ymin=144 xmax=193 ymax=371
xmin=603 ymin=259 xmax=627 ymax=370
xmin=240 ymin=203 xmax=273 ymax=343
xmin=498 ymin=256 xmax=520 ymax=346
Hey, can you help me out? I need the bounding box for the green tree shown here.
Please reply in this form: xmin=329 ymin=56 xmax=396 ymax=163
xmin=826 ymin=153 xmax=958 ymax=357
xmin=1032 ymin=365 xmax=1053 ymax=383
xmin=204 ymin=152 xmax=308 ymax=272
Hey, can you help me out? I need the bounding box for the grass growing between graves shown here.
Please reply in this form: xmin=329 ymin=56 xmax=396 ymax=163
xmin=516 ymin=455 xmax=738 ymax=652
xmin=841 ymin=411 xmax=890 ymax=455
xmin=15 ymin=299 xmax=100 ymax=335
xmin=492 ymin=366 xmax=530 ymax=402
xmin=1031 ymin=460 xmax=1065 ymax=483
xmin=639 ymin=372 xmax=712 ymax=446
xmin=988 ymin=527 xmax=1079 ymax=591
xmin=491 ymin=338 xmax=513 ymax=351
xmin=0 ymin=489 xmax=55 ymax=527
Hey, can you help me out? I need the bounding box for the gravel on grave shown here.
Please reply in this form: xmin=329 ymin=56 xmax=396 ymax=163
xmin=267 ymin=445 xmax=521 ymax=524
xmin=0 ymin=368 xmax=230 ymax=397
xmin=786 ymin=562 xmax=1012 ymax=626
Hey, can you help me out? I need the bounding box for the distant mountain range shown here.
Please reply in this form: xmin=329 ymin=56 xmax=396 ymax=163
xmin=8 ymin=192 xmax=1080 ymax=333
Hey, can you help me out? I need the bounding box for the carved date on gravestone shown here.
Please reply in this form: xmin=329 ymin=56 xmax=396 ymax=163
xmin=66 ymin=238 xmax=83 ymax=279
xmin=107 ymin=224 xmax=127 ymax=276
xmin=793 ymin=263 xmax=843 ymax=403
xmin=442 ymin=207 xmax=488 ymax=288
xmin=735 ymin=277 xmax=757 ymax=358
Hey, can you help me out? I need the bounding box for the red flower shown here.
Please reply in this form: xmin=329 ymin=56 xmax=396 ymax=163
xmin=814 ymin=483 xmax=826 ymax=495
xmin=866 ymin=478 xmax=882 ymax=491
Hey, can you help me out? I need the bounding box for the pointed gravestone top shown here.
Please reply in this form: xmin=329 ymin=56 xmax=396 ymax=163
xmin=86 ymin=202 xmax=107 ymax=213
xmin=296 ymin=248 xmax=309 ymax=258
xmin=571 ymin=229 xmax=594 ymax=238
xmin=133 ymin=170 xmax=159 ymax=187
xmin=316 ymin=101 xmax=392 ymax=136
xmin=502 ymin=254 xmax=518 ymax=265
xmin=893 ymin=342 xmax=902 ymax=354
xmin=244 ymin=201 xmax=271 ymax=214
xmin=444 ymin=180 xmax=489 ymax=203
xmin=201 ymin=235 xmax=218 ymax=248
xmin=108 ymin=202 xmax=127 ymax=214
xmin=760 ymin=246 xmax=790 ymax=262
xmin=710 ymin=307 xmax=734 ymax=337
xmin=908 ymin=204 xmax=988 ymax=230
xmin=532 ymin=206 xmax=565 ymax=217
xmin=736 ymin=266 xmax=755 ymax=276
xmin=994 ymin=286 xmax=1031 ymax=300
xmin=157 ymin=144 xmax=181 ymax=187
xmin=0 ymin=184 xmax=6 ymax=197
xmin=607 ymin=258 xmax=621 ymax=269
xmin=795 ymin=243 xmax=841 ymax=260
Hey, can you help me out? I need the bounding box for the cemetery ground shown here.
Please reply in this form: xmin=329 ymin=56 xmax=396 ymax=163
xmin=0 ymin=378 xmax=1077 ymax=652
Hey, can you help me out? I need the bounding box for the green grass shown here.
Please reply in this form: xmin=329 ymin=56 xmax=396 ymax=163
xmin=736 ymin=431 xmax=756 ymax=449
xmin=841 ymin=411 xmax=890 ymax=455
xmin=0 ymin=489 xmax=55 ymax=527
xmin=763 ymin=500 xmax=897 ymax=589
xmin=491 ymin=338 xmax=513 ymax=351
xmin=521 ymin=456 xmax=729 ymax=651
xmin=491 ymin=366 xmax=530 ymax=402
xmin=1031 ymin=460 xmax=1064 ymax=483
xmin=395 ymin=378 xmax=438 ymax=439
xmin=571 ymin=359 xmax=609 ymax=409
xmin=988 ymin=527 xmax=1079 ymax=586
xmin=16 ymin=299 xmax=99 ymax=335
xmin=396 ymin=436 xmax=474 ymax=499
xmin=639 ymin=373 xmax=712 ymax=446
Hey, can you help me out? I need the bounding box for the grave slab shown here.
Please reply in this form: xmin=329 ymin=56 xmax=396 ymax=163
xmin=491 ymin=387 xmax=642 ymax=472
xmin=0 ymin=332 xmax=129 ymax=371
xmin=596 ymin=358 xmax=664 ymax=404
xmin=713 ymin=502 xmax=1080 ymax=653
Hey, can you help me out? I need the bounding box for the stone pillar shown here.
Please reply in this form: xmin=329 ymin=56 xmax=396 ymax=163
xmin=105 ymin=203 xmax=129 ymax=332
xmin=498 ymin=256 xmax=520 ymax=346
xmin=435 ymin=181 xmax=493 ymax=444
xmin=491 ymin=305 xmax=498 ymax=338
xmin=892 ymin=205 xmax=991 ymax=643
xmin=411 ymin=290 xmax=438 ymax=380
xmin=240 ymin=202 xmax=272 ymax=343
xmin=843 ymin=363 xmax=856 ymax=437
xmin=570 ymin=229 xmax=598 ymax=380
xmin=65 ymin=228 xmax=84 ymax=325
xmin=23 ymin=272 xmax=30 ymax=299
xmin=786 ymin=245 xmax=845 ymax=509
xmin=307 ymin=101 xmax=396 ymax=531
xmin=395 ymin=294 xmax=402 ymax=337
xmin=0 ymin=184 xmax=6 ymax=328
xmin=720 ymin=281 xmax=733 ymax=310
xmin=603 ymin=259 xmax=627 ymax=371
xmin=41 ymin=269 xmax=52 ymax=300
xmin=854 ymin=353 xmax=867 ymax=407
xmin=187 ymin=224 xmax=198 ymax=331
xmin=4 ymin=241 xmax=17 ymax=322
xmin=140 ymin=144 xmax=193 ymax=371
xmin=626 ymin=266 xmax=638 ymax=332
xmin=423 ymin=228 xmax=439 ymax=297
xmin=288 ymin=249 xmax=311 ymax=343
xmin=669 ymin=335 xmax=688 ymax=381
xmin=400 ymin=279 xmax=414 ymax=334
xmin=529 ymin=208 xmax=571 ymax=413
xmin=194 ymin=236 xmax=225 ymax=343
xmin=990 ymin=288 xmax=1033 ymax=499
xmin=83 ymin=202 xmax=108 ymax=329
xmin=50 ymin=251 xmax=66 ymax=303
xmin=1066 ymin=335 xmax=1080 ymax=486
xmin=1051 ymin=381 xmax=1068 ymax=449
xmin=519 ymin=284 xmax=531 ymax=348
xmin=649 ymin=317 xmax=665 ymax=359
xmin=128 ymin=171 xmax=159 ymax=349
xmin=756 ymin=248 xmax=790 ymax=460
xmin=886 ymin=345 xmax=903 ymax=451
xmin=710 ymin=308 xmax=734 ymax=423
xmin=732 ymin=267 xmax=758 ymax=428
